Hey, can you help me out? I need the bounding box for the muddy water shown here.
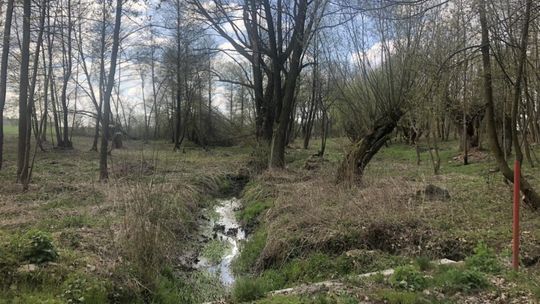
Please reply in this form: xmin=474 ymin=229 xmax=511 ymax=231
xmin=195 ymin=198 xmax=245 ymax=286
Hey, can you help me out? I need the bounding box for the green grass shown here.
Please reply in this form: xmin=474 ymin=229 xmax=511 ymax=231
xmin=234 ymin=228 xmax=268 ymax=273
xmin=201 ymin=239 xmax=231 ymax=264
xmin=0 ymin=135 xmax=250 ymax=302
xmin=238 ymin=199 xmax=273 ymax=228
xmin=2 ymin=134 xmax=540 ymax=302
xmin=234 ymin=138 xmax=540 ymax=302
xmin=2 ymin=124 xmax=17 ymax=135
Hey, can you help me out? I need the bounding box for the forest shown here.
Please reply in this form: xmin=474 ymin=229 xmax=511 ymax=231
xmin=1 ymin=0 xmax=540 ymax=303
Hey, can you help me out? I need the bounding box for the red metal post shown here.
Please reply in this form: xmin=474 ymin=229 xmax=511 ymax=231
xmin=513 ymin=160 xmax=520 ymax=271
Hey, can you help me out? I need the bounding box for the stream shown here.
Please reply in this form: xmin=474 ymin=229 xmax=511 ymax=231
xmin=194 ymin=198 xmax=246 ymax=286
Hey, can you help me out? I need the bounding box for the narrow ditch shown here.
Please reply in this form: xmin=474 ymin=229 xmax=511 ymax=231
xmin=191 ymin=174 xmax=250 ymax=287
xmin=194 ymin=198 xmax=246 ymax=285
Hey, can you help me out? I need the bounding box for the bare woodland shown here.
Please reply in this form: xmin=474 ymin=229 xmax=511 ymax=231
xmin=1 ymin=0 xmax=540 ymax=302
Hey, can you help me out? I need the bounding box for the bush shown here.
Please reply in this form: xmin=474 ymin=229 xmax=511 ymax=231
xmin=389 ymin=266 xmax=427 ymax=291
xmin=62 ymin=274 xmax=109 ymax=304
xmin=465 ymin=243 xmax=501 ymax=274
xmin=232 ymin=277 xmax=266 ymax=303
xmin=247 ymin=145 xmax=270 ymax=173
xmin=119 ymin=185 xmax=196 ymax=291
xmin=153 ymin=274 xmax=193 ymax=304
xmin=435 ymin=267 xmax=489 ymax=293
xmin=281 ymin=253 xmax=353 ymax=284
xmin=254 ymin=295 xmax=304 ymax=304
xmin=152 ymin=270 xmax=224 ymax=304
xmin=259 ymin=269 xmax=287 ymax=291
xmin=12 ymin=230 xmax=58 ymax=264
xmin=253 ymin=251 xmax=404 ymax=292
xmin=415 ymin=257 xmax=432 ymax=271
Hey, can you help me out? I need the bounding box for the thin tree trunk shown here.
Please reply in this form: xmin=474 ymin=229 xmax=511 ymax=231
xmin=59 ymin=0 xmax=73 ymax=148
xmin=17 ymin=0 xmax=31 ymax=187
xmin=27 ymin=0 xmax=46 ymax=151
xmin=99 ymin=0 xmax=122 ymax=181
xmin=479 ymin=0 xmax=540 ymax=208
xmin=510 ymin=0 xmax=532 ymax=165
xmin=92 ymin=1 xmax=107 ymax=151
xmin=318 ymin=109 xmax=328 ymax=157
xmin=0 ymin=0 xmax=14 ymax=170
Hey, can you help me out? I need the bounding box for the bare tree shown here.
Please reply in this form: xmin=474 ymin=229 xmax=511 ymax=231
xmin=334 ymin=4 xmax=426 ymax=185
xmin=479 ymin=0 xmax=540 ymax=208
xmin=192 ymin=0 xmax=327 ymax=168
xmin=17 ymin=0 xmax=32 ymax=187
xmin=0 ymin=0 xmax=14 ymax=169
xmin=99 ymin=0 xmax=123 ymax=180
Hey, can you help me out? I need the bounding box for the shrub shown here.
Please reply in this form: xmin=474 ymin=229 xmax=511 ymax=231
xmin=465 ymin=243 xmax=501 ymax=274
xmin=247 ymin=145 xmax=270 ymax=173
xmin=389 ymin=266 xmax=427 ymax=291
xmin=152 ymin=270 xmax=224 ymax=304
xmin=13 ymin=230 xmax=58 ymax=264
xmin=59 ymin=215 xmax=90 ymax=229
xmin=259 ymin=269 xmax=287 ymax=291
xmin=232 ymin=277 xmax=266 ymax=303
xmin=254 ymin=295 xmax=304 ymax=304
xmin=153 ymin=274 xmax=192 ymax=304
xmin=0 ymin=241 xmax=17 ymax=288
xmin=531 ymin=286 xmax=540 ymax=300
xmin=415 ymin=257 xmax=432 ymax=271
xmin=62 ymin=274 xmax=109 ymax=304
xmin=281 ymin=253 xmax=353 ymax=284
xmin=435 ymin=267 xmax=489 ymax=293
xmin=119 ymin=185 xmax=196 ymax=291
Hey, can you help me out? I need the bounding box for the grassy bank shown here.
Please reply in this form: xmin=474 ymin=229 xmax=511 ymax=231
xmin=0 ymin=134 xmax=248 ymax=303
xmin=232 ymin=140 xmax=540 ymax=303
xmin=1 ymin=133 xmax=540 ymax=303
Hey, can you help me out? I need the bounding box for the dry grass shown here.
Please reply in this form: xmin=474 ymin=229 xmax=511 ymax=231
xmin=255 ymin=167 xmax=423 ymax=268
xmin=114 ymin=182 xmax=198 ymax=293
xmin=248 ymin=141 xmax=540 ymax=274
xmin=0 ymin=135 xmax=250 ymax=301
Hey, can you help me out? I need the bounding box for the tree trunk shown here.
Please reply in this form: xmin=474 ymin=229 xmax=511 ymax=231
xmin=268 ymin=0 xmax=308 ymax=168
xmin=28 ymin=0 xmax=46 ymax=149
xmin=17 ymin=0 xmax=31 ymax=187
xmin=303 ymin=70 xmax=317 ymax=149
xmin=317 ymin=109 xmax=329 ymax=157
xmin=479 ymin=0 xmax=540 ymax=209
xmin=336 ymin=110 xmax=403 ymax=185
xmin=99 ymin=0 xmax=122 ymax=181
xmin=511 ymin=0 xmax=532 ymax=165
xmin=59 ymin=0 xmax=73 ymax=148
xmin=0 ymin=0 xmax=14 ymax=170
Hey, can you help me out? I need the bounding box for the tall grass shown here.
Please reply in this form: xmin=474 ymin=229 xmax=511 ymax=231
xmin=117 ymin=182 xmax=197 ymax=295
